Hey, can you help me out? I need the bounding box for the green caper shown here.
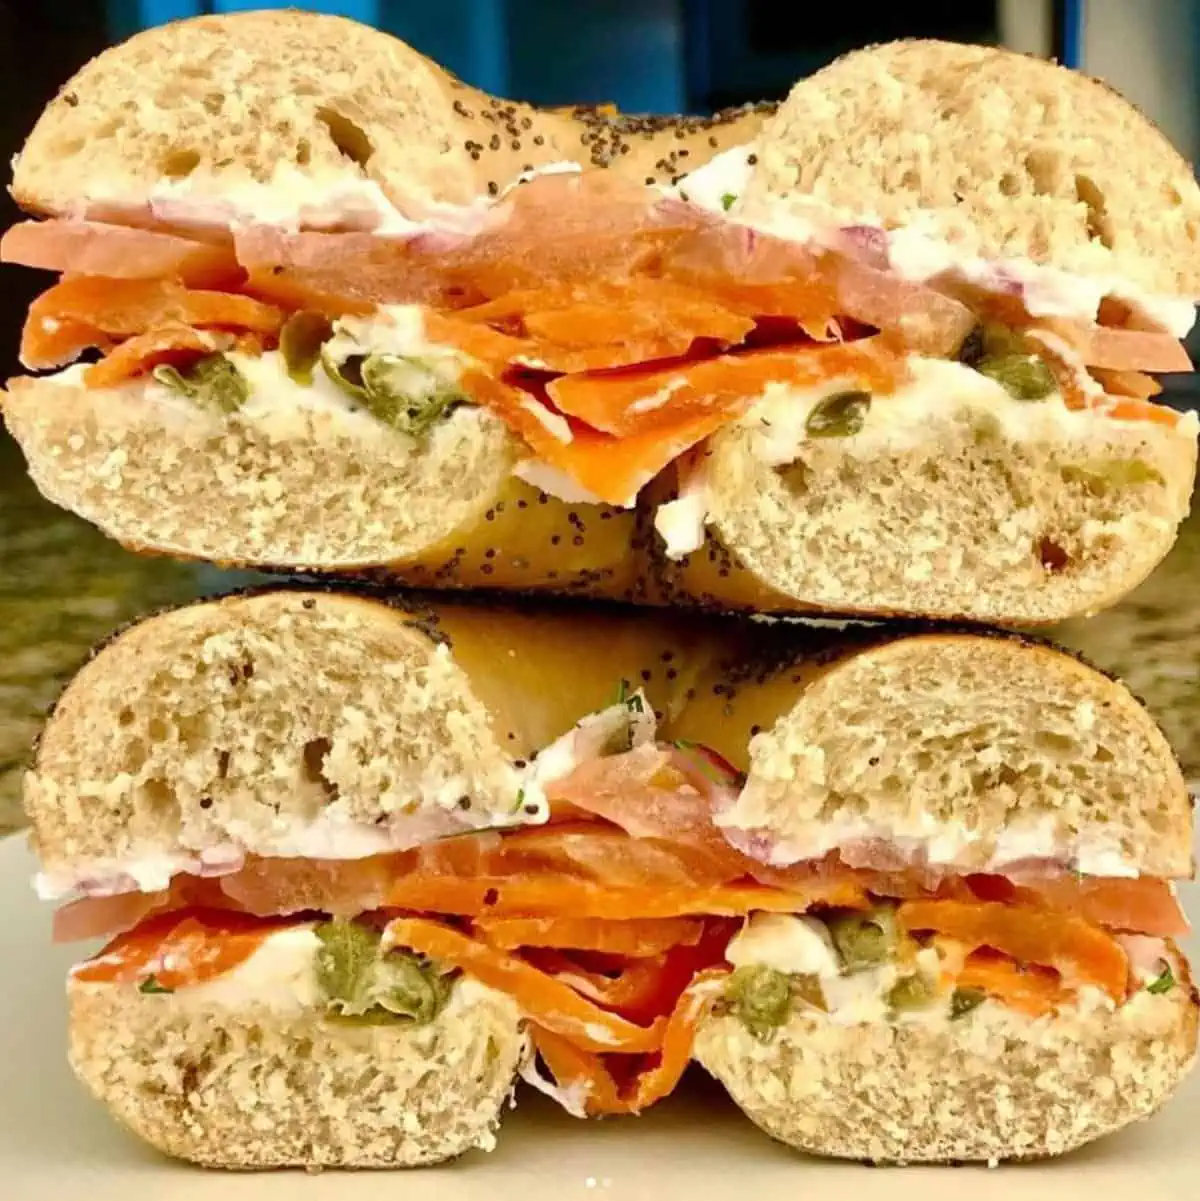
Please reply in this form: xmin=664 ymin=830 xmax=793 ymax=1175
xmin=314 ymin=918 xmax=453 ymax=1026
xmin=360 ymin=353 xmax=465 ymax=438
xmin=887 ymin=973 xmax=936 ymax=1015
xmin=280 ymin=310 xmax=334 ymax=385
xmin=974 ymin=353 xmax=1056 ymax=401
xmin=805 ymin=390 xmax=871 ymax=438
xmin=725 ymin=964 xmax=793 ymax=1041
xmin=949 ymin=987 xmax=986 ymax=1019
xmin=151 ymin=352 xmax=247 ymax=413
xmin=827 ymin=906 xmax=898 ymax=971
xmin=959 ymin=322 xmax=1028 ymax=366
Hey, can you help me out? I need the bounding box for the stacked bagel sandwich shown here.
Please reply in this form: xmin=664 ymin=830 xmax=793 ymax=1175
xmin=4 ymin=10 xmax=1198 ymax=1171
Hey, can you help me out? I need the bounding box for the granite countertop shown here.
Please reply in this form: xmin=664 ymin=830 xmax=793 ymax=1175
xmin=0 ymin=434 xmax=1197 ymax=837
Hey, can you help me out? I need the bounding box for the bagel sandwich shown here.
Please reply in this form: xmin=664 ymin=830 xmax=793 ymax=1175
xmin=29 ymin=590 xmax=1197 ymax=1166
xmin=3 ymin=23 xmax=1196 ymax=622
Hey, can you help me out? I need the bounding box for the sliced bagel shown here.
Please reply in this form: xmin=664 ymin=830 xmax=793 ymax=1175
xmin=68 ymin=929 xmax=526 ymax=1168
xmin=694 ymin=953 xmax=1198 ymax=1163
xmin=648 ymin=363 xmax=1198 ymax=622
xmin=743 ymin=38 xmax=1200 ymax=296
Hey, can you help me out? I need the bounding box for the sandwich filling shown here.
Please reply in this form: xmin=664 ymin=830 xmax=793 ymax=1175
xmin=4 ymin=166 xmax=1194 ymax=518
xmin=60 ymin=696 xmax=1191 ymax=1119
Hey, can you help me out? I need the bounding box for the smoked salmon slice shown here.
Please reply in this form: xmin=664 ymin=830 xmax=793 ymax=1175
xmin=21 ymin=277 xmax=285 ymax=369
xmin=72 ymin=908 xmax=295 ymax=990
xmin=1 ymin=218 xmax=240 ymax=287
xmin=898 ymin=898 xmax=1130 ymax=1001
xmin=954 ymin=949 xmax=1070 ymax=1018
xmin=385 ymin=916 xmax=669 ymax=1053
xmin=968 ymin=871 xmax=1190 ymax=938
xmin=475 ymin=915 xmax=704 ymax=956
xmin=82 ymin=323 xmax=216 ymax=388
xmin=462 ymin=342 xmax=902 ymax=508
xmin=546 ymin=340 xmax=901 ymax=437
xmin=530 ymin=968 xmax=726 ymax=1115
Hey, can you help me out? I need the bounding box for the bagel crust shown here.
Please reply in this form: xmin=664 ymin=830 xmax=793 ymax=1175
xmin=694 ymin=983 xmax=1199 ymax=1164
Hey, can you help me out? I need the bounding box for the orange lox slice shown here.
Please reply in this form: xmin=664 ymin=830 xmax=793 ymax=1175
xmin=547 ymin=340 xmax=902 ymax=438
xmin=968 ymin=872 xmax=1190 ymax=939
xmin=82 ymin=323 xmax=216 ymax=388
xmin=1 ymin=218 xmax=240 ymax=287
xmin=72 ymin=908 xmax=295 ymax=990
xmin=953 ymin=949 xmax=1070 ymax=1019
xmin=530 ymin=968 xmax=727 ymax=1115
xmin=463 ymin=342 xmax=902 ymax=506
xmin=475 ymin=915 xmax=704 ymax=957
xmin=1090 ymin=367 xmax=1163 ymax=401
xmin=897 ymin=898 xmax=1129 ymax=1001
xmin=22 ymin=277 xmax=285 ymax=370
xmin=1038 ymin=316 xmax=1192 ymax=374
xmin=384 ymin=872 xmax=865 ymax=919
xmin=385 ymin=916 xmax=667 ymax=1053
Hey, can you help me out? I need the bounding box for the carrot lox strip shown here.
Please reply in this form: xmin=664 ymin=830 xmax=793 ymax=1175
xmin=530 ymin=969 xmax=726 ymax=1115
xmin=20 ymin=277 xmax=285 ymax=370
xmin=385 ymin=917 xmax=667 ymax=1053
xmin=898 ymin=899 xmax=1129 ymax=1001
xmin=954 ymin=950 xmax=1070 ymax=1019
xmin=1090 ymin=367 xmax=1163 ymax=401
xmin=72 ymin=909 xmax=294 ymax=990
xmin=83 ymin=323 xmax=215 ymax=388
xmin=384 ymin=872 xmax=866 ymax=919
xmin=547 ymin=341 xmax=901 ymax=438
xmin=476 ymin=916 xmax=704 ymax=956
xmin=531 ymin=1026 xmax=625 ymax=1113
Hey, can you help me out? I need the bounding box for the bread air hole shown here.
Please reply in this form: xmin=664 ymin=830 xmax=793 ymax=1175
xmin=1075 ymin=174 xmax=1115 ymax=249
xmin=316 ymin=107 xmax=374 ymax=168
xmin=301 ymin=737 xmax=340 ymax=801
xmin=160 ymin=147 xmax=201 ymax=179
xmin=1023 ymin=150 xmax=1059 ymax=196
xmin=1036 ymin=535 xmax=1070 ymax=573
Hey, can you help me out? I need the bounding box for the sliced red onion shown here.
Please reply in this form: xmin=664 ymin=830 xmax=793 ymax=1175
xmin=837 ymin=224 xmax=890 ymax=269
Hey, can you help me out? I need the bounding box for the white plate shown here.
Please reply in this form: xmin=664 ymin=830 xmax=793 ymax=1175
xmin=1 ymin=831 xmax=1197 ymax=1200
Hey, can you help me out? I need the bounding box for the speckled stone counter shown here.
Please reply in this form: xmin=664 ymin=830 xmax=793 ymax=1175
xmin=0 ymin=433 xmax=1196 ymax=836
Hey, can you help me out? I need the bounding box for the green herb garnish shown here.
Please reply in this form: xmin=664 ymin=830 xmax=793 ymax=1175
xmin=720 ymin=192 xmax=737 ymax=212
xmin=138 ymin=975 xmax=174 ymax=995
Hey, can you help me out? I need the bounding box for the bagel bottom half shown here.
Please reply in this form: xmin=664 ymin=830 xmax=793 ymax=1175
xmin=67 ymin=976 xmax=526 ymax=1168
xmin=2 ymin=374 xmax=636 ymax=590
xmin=649 ymin=369 xmax=1198 ymax=623
xmin=693 ymin=963 xmax=1198 ymax=1164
